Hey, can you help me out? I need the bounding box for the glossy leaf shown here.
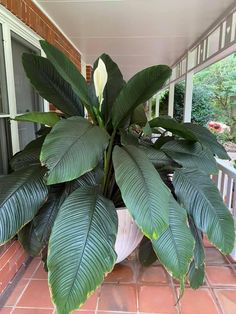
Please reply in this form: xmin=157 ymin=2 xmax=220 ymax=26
xmin=22 ymin=53 xmax=84 ymax=116
xmin=47 ymin=186 xmax=117 ymax=314
xmin=40 ymin=40 xmax=91 ymax=111
xmin=188 ymin=218 xmax=205 ymax=289
xmin=41 ymin=117 xmax=109 ymax=184
xmin=173 ymin=168 xmax=235 ymax=254
xmin=112 ymin=65 xmax=171 ymax=128
xmin=149 ymin=116 xmax=197 ymax=141
xmin=139 ymin=237 xmax=157 ymax=266
xmin=152 ymin=198 xmax=194 ymax=283
xmin=139 ymin=145 xmax=177 ymax=169
xmin=33 ymin=187 xmax=64 ymax=245
xmin=161 ymin=140 xmax=218 ymax=174
xmin=10 ymin=136 xmax=46 ymax=171
xmin=18 ymin=221 xmax=43 ymax=256
xmin=113 ymin=145 xmax=170 ymax=239
xmin=184 ymin=123 xmax=229 ymax=159
xmin=0 ymin=166 xmax=48 ymax=244
xmin=189 ymin=262 xmax=205 ymax=289
xmin=15 ymin=112 xmax=60 ymax=126
xmin=130 ymin=104 xmax=147 ymax=127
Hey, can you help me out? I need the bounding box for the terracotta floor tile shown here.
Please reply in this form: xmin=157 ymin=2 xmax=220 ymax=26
xmin=206 ymin=266 xmax=236 ymax=286
xmin=72 ymin=311 xmax=95 ymax=314
xmin=16 ymin=280 xmax=53 ymax=308
xmin=205 ymin=248 xmax=227 ymax=265
xmin=214 ymin=289 xmax=236 ymax=314
xmin=0 ymin=308 xmax=13 ymax=314
xmin=203 ymin=236 xmax=214 ymax=248
xmin=5 ymin=279 xmax=29 ymax=306
xmin=23 ymin=259 xmax=41 ymax=279
xmin=104 ymin=262 xmax=135 ymax=283
xmin=139 ymin=266 xmax=169 ymax=284
xmin=138 ymin=286 xmax=177 ymax=313
xmin=98 ymin=284 xmax=137 ymax=312
xmin=12 ymin=309 xmax=53 ymax=314
xmin=97 ymin=312 xmax=135 ymax=314
xmin=32 ymin=263 xmax=48 ymax=280
xmin=79 ymin=289 xmax=99 ymax=310
xmin=178 ymin=288 xmax=219 ymax=314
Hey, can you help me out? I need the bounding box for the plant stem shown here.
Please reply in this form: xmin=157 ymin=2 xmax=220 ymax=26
xmin=103 ymin=129 xmax=116 ymax=195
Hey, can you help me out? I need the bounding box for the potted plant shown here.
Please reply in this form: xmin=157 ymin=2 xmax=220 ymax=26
xmin=0 ymin=41 xmax=235 ymax=314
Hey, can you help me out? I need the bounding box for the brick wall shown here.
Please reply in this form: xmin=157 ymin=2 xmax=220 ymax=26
xmin=0 ymin=0 xmax=81 ymax=70
xmin=0 ymin=0 xmax=83 ymax=293
xmin=0 ymin=240 xmax=28 ymax=294
xmin=86 ymin=65 xmax=93 ymax=82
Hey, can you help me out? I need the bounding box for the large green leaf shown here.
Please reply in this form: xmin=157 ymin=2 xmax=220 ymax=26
xmin=40 ymin=40 xmax=91 ymax=111
xmin=152 ymin=198 xmax=194 ymax=284
xmin=173 ymin=168 xmax=235 ymax=254
xmin=10 ymin=136 xmax=46 ymax=171
xmin=139 ymin=145 xmax=177 ymax=169
xmin=0 ymin=166 xmax=48 ymax=244
xmin=149 ymin=116 xmax=197 ymax=141
xmin=15 ymin=112 xmax=60 ymax=127
xmin=113 ymin=145 xmax=170 ymax=239
xmin=112 ymin=65 xmax=171 ymax=128
xmin=188 ymin=218 xmax=205 ymax=289
xmin=41 ymin=117 xmax=109 ymax=184
xmin=130 ymin=104 xmax=147 ymax=127
xmin=161 ymin=140 xmax=218 ymax=174
xmin=139 ymin=237 xmax=157 ymax=266
xmin=189 ymin=262 xmax=205 ymax=289
xmin=184 ymin=123 xmax=229 ymax=159
xmin=33 ymin=187 xmax=64 ymax=245
xmin=18 ymin=185 xmax=64 ymax=256
xmin=65 ymin=167 xmax=104 ymax=196
xmin=18 ymin=221 xmax=43 ymax=256
xmin=47 ymin=186 xmax=117 ymax=314
xmin=93 ymin=54 xmax=125 ymax=122
xmin=22 ymin=54 xmax=84 ymax=117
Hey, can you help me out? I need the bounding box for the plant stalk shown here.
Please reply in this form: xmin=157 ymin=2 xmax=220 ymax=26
xmin=103 ymin=129 xmax=116 ymax=195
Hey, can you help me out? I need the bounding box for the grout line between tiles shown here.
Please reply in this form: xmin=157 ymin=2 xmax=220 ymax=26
xmin=9 ymin=259 xmax=42 ymax=314
xmin=169 ymin=276 xmax=181 ymax=314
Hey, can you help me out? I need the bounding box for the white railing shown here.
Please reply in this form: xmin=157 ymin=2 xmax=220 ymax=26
xmin=214 ymin=159 xmax=236 ymax=218
xmin=213 ymin=159 xmax=236 ymax=259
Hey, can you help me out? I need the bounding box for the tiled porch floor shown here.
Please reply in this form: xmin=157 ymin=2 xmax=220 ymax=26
xmin=1 ymin=245 xmax=236 ymax=314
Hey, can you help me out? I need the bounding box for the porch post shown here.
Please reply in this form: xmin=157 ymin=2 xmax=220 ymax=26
xmin=168 ymin=83 xmax=175 ymax=117
xmin=183 ymin=70 xmax=194 ymax=122
xmin=155 ymin=93 xmax=160 ymax=117
xmin=147 ymin=99 xmax=152 ymax=120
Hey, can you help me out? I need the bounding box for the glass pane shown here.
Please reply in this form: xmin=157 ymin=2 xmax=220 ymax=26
xmin=0 ymin=24 xmax=9 ymax=114
xmin=11 ymin=33 xmax=43 ymax=150
xmin=0 ymin=118 xmax=12 ymax=175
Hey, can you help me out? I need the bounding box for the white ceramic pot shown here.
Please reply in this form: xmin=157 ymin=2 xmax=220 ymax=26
xmin=115 ymin=207 xmax=143 ymax=263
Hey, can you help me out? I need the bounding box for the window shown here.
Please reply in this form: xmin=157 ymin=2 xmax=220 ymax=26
xmin=0 ymin=23 xmax=11 ymax=175
xmin=11 ymin=33 xmax=43 ymax=149
xmin=0 ymin=7 xmax=47 ymax=174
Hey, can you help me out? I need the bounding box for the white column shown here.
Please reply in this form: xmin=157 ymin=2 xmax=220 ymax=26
xmin=168 ymin=83 xmax=175 ymax=117
xmin=2 ymin=23 xmax=20 ymax=154
xmin=155 ymin=94 xmax=160 ymax=117
xmin=147 ymin=100 xmax=152 ymax=120
xmin=183 ymin=70 xmax=194 ymax=122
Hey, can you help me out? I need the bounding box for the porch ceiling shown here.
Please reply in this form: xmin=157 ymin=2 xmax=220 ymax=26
xmin=35 ymin=0 xmax=236 ymax=79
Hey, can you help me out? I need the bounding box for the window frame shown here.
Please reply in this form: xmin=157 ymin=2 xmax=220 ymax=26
xmin=0 ymin=5 xmax=49 ymax=156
